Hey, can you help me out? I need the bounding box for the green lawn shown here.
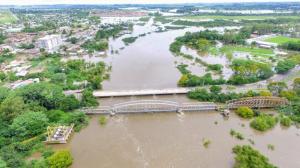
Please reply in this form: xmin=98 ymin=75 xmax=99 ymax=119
xmin=264 ymin=36 xmax=300 ymax=45
xmin=170 ymin=15 xmax=300 ymax=21
xmin=0 ymin=11 xmax=17 ymax=24
xmin=221 ymin=45 xmax=274 ymax=57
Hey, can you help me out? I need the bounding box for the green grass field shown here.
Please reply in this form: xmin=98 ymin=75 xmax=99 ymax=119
xmin=221 ymin=45 xmax=274 ymax=57
xmin=170 ymin=15 xmax=300 ymax=21
xmin=0 ymin=11 xmax=17 ymax=24
xmin=264 ymin=36 xmax=300 ymax=45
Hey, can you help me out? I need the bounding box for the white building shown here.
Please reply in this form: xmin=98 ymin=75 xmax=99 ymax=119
xmin=37 ymin=35 xmax=63 ymax=52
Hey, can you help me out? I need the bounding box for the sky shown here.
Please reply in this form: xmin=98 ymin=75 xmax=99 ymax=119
xmin=0 ymin=0 xmax=296 ymax=6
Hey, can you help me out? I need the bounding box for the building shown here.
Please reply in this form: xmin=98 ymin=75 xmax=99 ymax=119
xmin=37 ymin=35 xmax=63 ymax=52
xmin=9 ymin=78 xmax=40 ymax=89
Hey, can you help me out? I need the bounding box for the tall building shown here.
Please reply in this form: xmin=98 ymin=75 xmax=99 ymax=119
xmin=37 ymin=35 xmax=62 ymax=52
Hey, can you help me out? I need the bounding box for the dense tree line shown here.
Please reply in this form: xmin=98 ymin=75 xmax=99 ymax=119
xmin=172 ymin=19 xmax=240 ymax=27
xmin=178 ymin=73 xmax=226 ymax=87
xmin=0 ymin=81 xmax=99 ymax=167
xmin=187 ymin=86 xmax=260 ymax=103
xmin=228 ymin=59 xmax=273 ymax=85
xmin=280 ymin=41 xmax=300 ymax=51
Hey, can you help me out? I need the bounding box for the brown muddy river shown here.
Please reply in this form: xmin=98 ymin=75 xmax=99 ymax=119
xmin=53 ymin=95 xmax=300 ymax=168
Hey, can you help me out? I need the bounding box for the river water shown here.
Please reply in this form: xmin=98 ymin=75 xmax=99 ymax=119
xmin=51 ymin=95 xmax=300 ymax=168
xmin=53 ymin=19 xmax=300 ymax=168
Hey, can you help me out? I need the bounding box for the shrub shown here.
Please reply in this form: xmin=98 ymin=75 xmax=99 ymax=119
xmin=236 ymin=106 xmax=254 ymax=119
xmin=280 ymin=116 xmax=292 ymax=127
xmin=250 ymin=114 xmax=277 ymax=131
xmin=98 ymin=116 xmax=107 ymax=126
xmin=280 ymin=90 xmax=297 ymax=101
xmin=47 ymin=150 xmax=73 ymax=168
xmin=267 ymin=144 xmax=275 ymax=151
xmin=259 ymin=90 xmax=272 ymax=97
xmin=232 ymin=145 xmax=276 ymax=168
xmin=202 ymin=139 xmax=211 ymax=148
xmin=230 ymin=129 xmax=244 ymax=140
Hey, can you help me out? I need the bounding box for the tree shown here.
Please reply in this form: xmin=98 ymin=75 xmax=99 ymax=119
xmin=45 ymin=110 xmax=67 ymax=123
xmin=0 ymin=96 xmax=25 ymax=123
xmin=232 ymin=145 xmax=277 ymax=168
xmin=0 ymin=87 xmax=10 ymax=103
xmin=17 ymin=83 xmax=65 ymax=110
xmin=10 ymin=112 xmax=48 ymax=140
xmin=50 ymin=73 xmax=66 ymax=84
xmin=293 ymin=78 xmax=300 ymax=95
xmin=81 ymin=89 xmax=99 ymax=107
xmin=69 ymin=37 xmax=78 ymax=44
xmin=178 ymin=75 xmax=189 ymax=86
xmin=275 ymin=59 xmax=296 ymax=74
xmin=0 ymin=157 xmax=6 ymax=168
xmin=236 ymin=106 xmax=254 ymax=118
xmin=197 ymin=38 xmax=210 ymax=52
xmin=210 ymin=85 xmax=222 ymax=94
xmin=59 ymin=95 xmax=80 ymax=111
xmin=47 ymin=150 xmax=73 ymax=168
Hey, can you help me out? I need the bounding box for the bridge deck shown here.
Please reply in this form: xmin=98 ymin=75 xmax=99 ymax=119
xmin=83 ymin=100 xmax=217 ymax=115
xmin=93 ymin=88 xmax=192 ymax=97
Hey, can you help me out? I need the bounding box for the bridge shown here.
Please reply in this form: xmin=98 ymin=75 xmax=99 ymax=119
xmin=226 ymin=96 xmax=289 ymax=109
xmin=93 ymin=88 xmax=192 ymax=97
xmin=82 ymin=100 xmax=217 ymax=115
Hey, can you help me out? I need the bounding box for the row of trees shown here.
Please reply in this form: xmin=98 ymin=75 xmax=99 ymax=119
xmin=178 ymin=73 xmax=226 ymax=87
xmin=172 ymin=19 xmax=239 ymax=27
xmin=187 ymin=85 xmax=261 ymax=103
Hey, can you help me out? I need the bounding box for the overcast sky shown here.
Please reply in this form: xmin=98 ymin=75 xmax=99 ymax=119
xmin=0 ymin=0 xmax=296 ymax=5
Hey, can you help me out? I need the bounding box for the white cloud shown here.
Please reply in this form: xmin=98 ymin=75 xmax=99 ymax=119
xmin=0 ymin=0 xmax=294 ymax=5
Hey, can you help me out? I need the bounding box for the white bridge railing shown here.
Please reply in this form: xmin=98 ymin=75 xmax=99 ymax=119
xmin=82 ymin=100 xmax=217 ymax=114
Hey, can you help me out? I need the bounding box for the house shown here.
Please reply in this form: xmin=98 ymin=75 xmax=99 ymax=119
xmin=9 ymin=78 xmax=40 ymax=89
